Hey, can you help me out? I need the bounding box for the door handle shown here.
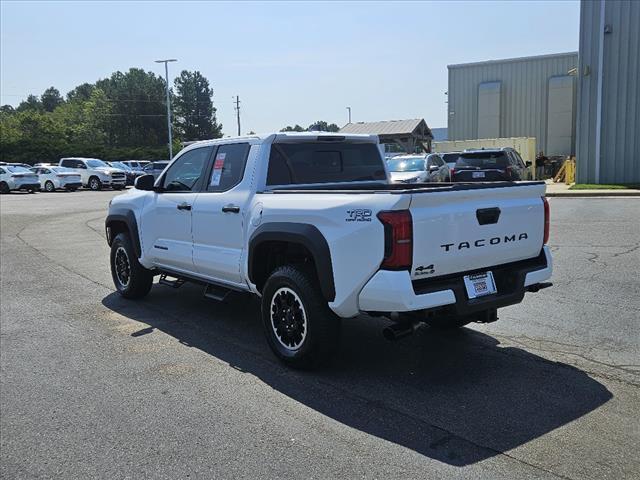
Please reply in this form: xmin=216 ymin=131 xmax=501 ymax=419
xmin=177 ymin=203 xmax=192 ymax=211
xmin=222 ymin=204 xmax=240 ymax=213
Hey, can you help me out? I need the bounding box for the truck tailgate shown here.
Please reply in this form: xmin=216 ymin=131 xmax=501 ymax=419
xmin=409 ymin=183 xmax=546 ymax=280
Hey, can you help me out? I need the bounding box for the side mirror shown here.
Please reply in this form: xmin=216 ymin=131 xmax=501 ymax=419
xmin=525 ymin=161 xmax=532 ymax=167
xmin=428 ymin=165 xmax=439 ymax=172
xmin=134 ymin=174 xmax=156 ymax=191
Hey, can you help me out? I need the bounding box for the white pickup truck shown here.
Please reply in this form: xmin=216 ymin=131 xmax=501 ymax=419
xmin=106 ymin=133 xmax=552 ymax=367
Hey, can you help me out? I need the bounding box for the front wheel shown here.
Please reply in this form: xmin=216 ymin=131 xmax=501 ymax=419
xmin=261 ymin=266 xmax=340 ymax=369
xmin=88 ymin=177 xmax=102 ymax=191
xmin=110 ymin=232 xmax=153 ymax=299
xmin=0 ymin=182 xmax=9 ymax=194
xmin=44 ymin=180 xmax=55 ymax=192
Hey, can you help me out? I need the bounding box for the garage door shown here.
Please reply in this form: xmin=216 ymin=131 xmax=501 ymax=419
xmin=546 ymin=75 xmax=575 ymax=156
xmin=477 ymin=81 xmax=501 ymax=139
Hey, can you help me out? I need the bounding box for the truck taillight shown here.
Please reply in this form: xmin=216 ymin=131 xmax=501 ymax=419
xmin=543 ymin=197 xmax=550 ymax=244
xmin=377 ymin=210 xmax=412 ymax=270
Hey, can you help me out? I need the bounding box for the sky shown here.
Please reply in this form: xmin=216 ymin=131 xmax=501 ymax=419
xmin=1 ymin=0 xmax=580 ymax=136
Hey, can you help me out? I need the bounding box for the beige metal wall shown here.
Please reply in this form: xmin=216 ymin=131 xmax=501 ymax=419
xmin=447 ymin=53 xmax=578 ymax=157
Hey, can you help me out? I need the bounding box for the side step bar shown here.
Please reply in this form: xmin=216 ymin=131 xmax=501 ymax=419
xmin=157 ymin=271 xmax=233 ymax=302
xmin=203 ymin=283 xmax=231 ymax=302
xmin=158 ymin=274 xmax=185 ymax=289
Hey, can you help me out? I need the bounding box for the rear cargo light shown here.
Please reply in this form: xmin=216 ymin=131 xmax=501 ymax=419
xmin=377 ymin=210 xmax=413 ymax=270
xmin=543 ymin=197 xmax=550 ymax=244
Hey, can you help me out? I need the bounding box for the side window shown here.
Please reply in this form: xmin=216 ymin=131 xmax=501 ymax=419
xmin=161 ymin=147 xmax=211 ymax=192
xmin=426 ymin=155 xmax=436 ymax=168
xmin=206 ymin=143 xmax=250 ymax=192
xmin=60 ymin=160 xmax=69 ymax=168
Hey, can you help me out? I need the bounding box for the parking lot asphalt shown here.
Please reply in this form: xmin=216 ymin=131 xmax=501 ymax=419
xmin=1 ymin=189 xmax=639 ymax=479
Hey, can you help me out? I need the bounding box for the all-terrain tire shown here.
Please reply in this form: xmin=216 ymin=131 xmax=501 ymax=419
xmin=261 ymin=265 xmax=340 ymax=369
xmin=110 ymin=232 xmax=153 ymax=299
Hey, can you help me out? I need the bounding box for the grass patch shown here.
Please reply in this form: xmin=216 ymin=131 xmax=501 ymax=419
xmin=569 ymin=183 xmax=640 ymax=190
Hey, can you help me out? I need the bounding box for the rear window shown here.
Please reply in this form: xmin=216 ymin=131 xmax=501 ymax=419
xmin=266 ymin=142 xmax=386 ymax=186
xmin=6 ymin=166 xmax=31 ymax=173
xmin=455 ymin=152 xmax=509 ymax=169
xmin=442 ymin=153 xmax=460 ymax=164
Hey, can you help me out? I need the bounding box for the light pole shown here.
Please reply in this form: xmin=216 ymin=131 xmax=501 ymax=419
xmin=155 ymin=58 xmax=177 ymax=159
xmin=346 ymin=106 xmax=352 ymax=124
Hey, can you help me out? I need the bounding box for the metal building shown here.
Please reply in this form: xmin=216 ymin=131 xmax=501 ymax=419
xmin=576 ymin=0 xmax=640 ymax=184
xmin=447 ymin=52 xmax=578 ymax=157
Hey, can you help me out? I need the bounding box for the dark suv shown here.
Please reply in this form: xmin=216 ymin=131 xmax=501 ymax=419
xmin=451 ymin=148 xmax=531 ymax=182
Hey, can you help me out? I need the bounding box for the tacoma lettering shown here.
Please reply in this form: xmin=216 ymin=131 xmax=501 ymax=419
xmin=441 ymin=233 xmax=529 ymax=252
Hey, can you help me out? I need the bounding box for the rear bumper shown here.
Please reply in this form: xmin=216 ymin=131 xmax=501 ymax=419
xmin=16 ymin=183 xmax=40 ymax=191
xmin=358 ymin=246 xmax=552 ymax=314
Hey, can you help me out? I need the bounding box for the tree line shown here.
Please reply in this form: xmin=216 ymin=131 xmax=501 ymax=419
xmin=0 ymin=68 xmax=222 ymax=164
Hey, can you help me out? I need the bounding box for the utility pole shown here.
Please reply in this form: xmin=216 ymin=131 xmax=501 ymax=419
xmin=346 ymin=106 xmax=352 ymax=124
xmin=233 ymin=95 xmax=241 ymax=136
xmin=155 ymin=58 xmax=177 ymax=159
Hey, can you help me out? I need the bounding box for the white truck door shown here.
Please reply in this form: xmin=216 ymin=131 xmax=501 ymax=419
xmin=191 ymin=142 xmax=253 ymax=286
xmin=140 ymin=146 xmax=212 ymax=273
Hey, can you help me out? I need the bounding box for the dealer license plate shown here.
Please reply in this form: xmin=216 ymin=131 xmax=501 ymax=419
xmin=464 ymin=271 xmax=497 ymax=299
xmin=472 ymin=171 xmax=486 ymax=179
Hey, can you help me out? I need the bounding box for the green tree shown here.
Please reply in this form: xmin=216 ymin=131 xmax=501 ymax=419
xmin=173 ymin=70 xmax=222 ymax=141
xmin=16 ymin=94 xmax=43 ymax=112
xmin=95 ymin=68 xmax=168 ymax=147
xmin=308 ymin=120 xmax=340 ymax=132
xmin=66 ymin=83 xmax=95 ymax=103
xmin=280 ymin=124 xmax=306 ymax=132
xmin=41 ymin=87 xmax=64 ymax=112
xmin=0 ymin=105 xmax=15 ymax=114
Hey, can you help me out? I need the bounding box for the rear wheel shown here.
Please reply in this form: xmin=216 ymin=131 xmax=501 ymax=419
xmin=110 ymin=232 xmax=153 ymax=299
xmin=88 ymin=176 xmax=102 ymax=191
xmin=44 ymin=180 xmax=55 ymax=192
xmin=261 ymin=265 xmax=340 ymax=368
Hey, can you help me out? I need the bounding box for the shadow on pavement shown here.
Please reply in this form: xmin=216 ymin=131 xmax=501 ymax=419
xmin=102 ymin=284 xmax=612 ymax=467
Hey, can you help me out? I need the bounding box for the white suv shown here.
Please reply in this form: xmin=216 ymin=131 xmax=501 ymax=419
xmin=59 ymin=157 xmax=126 ymax=190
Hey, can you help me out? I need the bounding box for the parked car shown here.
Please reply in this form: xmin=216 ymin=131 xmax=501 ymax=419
xmin=106 ymin=132 xmax=552 ymax=367
xmin=122 ymin=160 xmax=151 ymax=170
xmin=142 ymin=161 xmax=170 ymax=180
xmin=59 ymin=157 xmax=127 ymax=190
xmin=442 ymin=152 xmax=461 ymax=177
xmin=0 ymin=165 xmax=40 ymax=193
xmin=108 ymin=161 xmax=144 ymax=186
xmin=386 ymin=153 xmax=450 ymax=183
xmin=451 ymin=148 xmax=532 ymax=182
xmin=30 ymin=166 xmax=82 ymax=192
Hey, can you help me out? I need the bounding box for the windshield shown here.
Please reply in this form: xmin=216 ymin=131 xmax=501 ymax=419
xmin=455 ymin=152 xmax=509 ymax=169
xmin=7 ymin=166 xmax=31 ymax=173
xmin=86 ymin=159 xmax=109 ymax=168
xmin=110 ymin=162 xmax=129 ymax=170
xmin=386 ymin=158 xmax=425 ymax=172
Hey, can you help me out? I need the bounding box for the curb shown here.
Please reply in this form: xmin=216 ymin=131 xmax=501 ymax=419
xmin=546 ymin=191 xmax=640 ymax=197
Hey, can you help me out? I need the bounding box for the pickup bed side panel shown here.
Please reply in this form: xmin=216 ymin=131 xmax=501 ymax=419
xmin=251 ymin=192 xmax=411 ymax=317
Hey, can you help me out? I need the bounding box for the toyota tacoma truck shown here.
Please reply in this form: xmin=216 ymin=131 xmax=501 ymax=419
xmin=106 ymin=132 xmax=552 ymax=367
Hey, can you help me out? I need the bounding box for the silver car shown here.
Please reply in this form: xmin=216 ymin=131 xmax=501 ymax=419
xmin=386 ymin=153 xmax=451 ymax=184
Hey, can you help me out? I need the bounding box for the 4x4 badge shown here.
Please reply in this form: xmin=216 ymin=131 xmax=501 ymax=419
xmin=415 ymin=264 xmax=435 ymax=275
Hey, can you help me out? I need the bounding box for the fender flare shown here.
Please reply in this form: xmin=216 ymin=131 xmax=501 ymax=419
xmin=248 ymin=223 xmax=336 ymax=302
xmin=105 ymin=208 xmax=141 ymax=258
